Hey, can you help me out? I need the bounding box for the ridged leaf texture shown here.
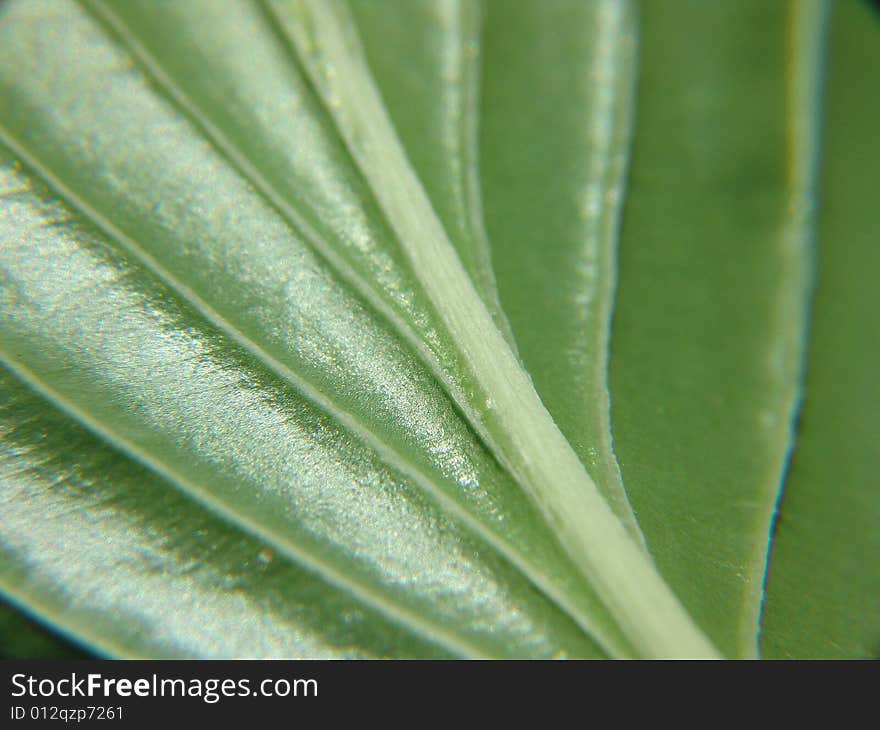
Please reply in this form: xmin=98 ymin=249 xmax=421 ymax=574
xmin=0 ymin=0 xmax=875 ymax=659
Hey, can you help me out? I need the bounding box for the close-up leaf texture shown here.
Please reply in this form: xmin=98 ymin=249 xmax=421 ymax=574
xmin=0 ymin=0 xmax=876 ymax=660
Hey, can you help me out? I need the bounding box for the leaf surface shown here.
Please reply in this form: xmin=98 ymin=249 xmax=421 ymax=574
xmin=267 ymin=0 xmax=716 ymax=657
xmin=0 ymin=0 xmax=667 ymax=658
xmin=68 ymin=0 xmax=692 ymax=655
xmin=0 ymin=0 xmax=716 ymax=657
xmin=0 ymin=369 xmax=456 ymax=659
xmin=761 ymin=0 xmax=880 ymax=660
xmin=477 ymin=0 xmax=642 ymax=542
xmin=346 ymin=0 xmax=515 ymax=346
xmin=607 ymin=0 xmax=827 ymax=658
xmin=0 ymin=148 xmax=603 ymax=659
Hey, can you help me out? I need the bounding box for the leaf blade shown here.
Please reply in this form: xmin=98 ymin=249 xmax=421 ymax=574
xmin=478 ymin=0 xmax=643 ymax=544
xmin=607 ymin=0 xmax=827 ymax=658
xmin=266 ymin=0 xmax=718 ymax=658
xmin=0 ymin=147 xmax=604 ymax=659
xmin=0 ymin=369 xmax=452 ymax=659
xmin=0 ymin=0 xmax=614 ymax=658
xmin=762 ymin=0 xmax=880 ymax=660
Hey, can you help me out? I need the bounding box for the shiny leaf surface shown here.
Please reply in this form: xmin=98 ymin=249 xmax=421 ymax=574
xmin=0 ymin=0 xmax=869 ymax=661
xmin=0 ymin=0 xmax=710 ymax=659
xmin=607 ymin=0 xmax=827 ymax=658
xmin=0 ymin=0 xmax=626 ymax=658
xmin=0 ymin=150 xmax=601 ymax=659
xmin=0 ymin=368 xmax=455 ymax=659
xmin=347 ymin=0 xmax=515 ymax=346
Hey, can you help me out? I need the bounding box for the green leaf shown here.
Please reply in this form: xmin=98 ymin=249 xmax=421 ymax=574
xmin=0 ymin=0 xmax=717 ymax=658
xmin=345 ymin=0 xmax=516 ymax=348
xmin=2 ymin=0 xmax=863 ymax=661
xmin=0 ymin=0 xmax=615 ymax=659
xmin=606 ymin=0 xmax=827 ymax=658
xmin=0 ymin=148 xmax=609 ymax=659
xmin=266 ymin=0 xmax=716 ymax=658
xmin=100 ymin=0 xmax=630 ymax=650
xmin=477 ymin=0 xmax=643 ymax=543
xmin=761 ymin=0 xmax=880 ymax=660
xmin=0 ymin=368 xmax=453 ymax=659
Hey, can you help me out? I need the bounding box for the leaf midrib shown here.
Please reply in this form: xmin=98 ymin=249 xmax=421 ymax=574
xmin=268 ymin=0 xmax=719 ymax=658
xmin=0 ymin=118 xmax=621 ymax=657
xmin=4 ymin=0 xmax=719 ymax=657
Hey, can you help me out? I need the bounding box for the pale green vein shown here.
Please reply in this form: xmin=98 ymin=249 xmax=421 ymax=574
xmin=346 ymin=0 xmax=516 ymax=348
xmin=0 ymin=129 xmax=619 ymax=657
xmin=0 ymin=115 xmax=630 ymax=657
xmin=751 ymin=0 xmax=830 ymax=657
xmin=478 ymin=0 xmax=644 ymax=546
xmin=266 ymin=0 xmax=719 ymax=658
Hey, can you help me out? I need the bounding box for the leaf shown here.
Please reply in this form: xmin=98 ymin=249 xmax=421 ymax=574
xmin=266 ymin=0 xmax=716 ymax=658
xmin=80 ymin=0 xmax=629 ymax=652
xmin=476 ymin=0 xmax=643 ymax=543
xmin=761 ymin=0 xmax=880 ymax=660
xmin=5 ymin=0 xmax=859 ymax=661
xmin=0 ymin=369 xmax=453 ymax=659
xmin=0 ymin=0 xmax=615 ymax=659
xmin=345 ymin=0 xmax=516 ymax=348
xmin=0 ymin=149 xmax=611 ymax=659
xmin=0 ymin=0 xmax=718 ymax=658
xmin=606 ymin=0 xmax=828 ymax=658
